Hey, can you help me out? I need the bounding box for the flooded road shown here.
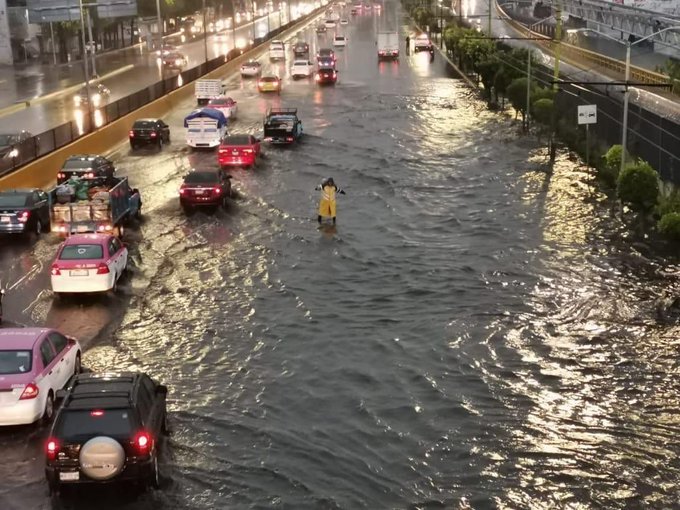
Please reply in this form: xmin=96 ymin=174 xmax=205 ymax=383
xmin=2 ymin=2 xmax=680 ymax=508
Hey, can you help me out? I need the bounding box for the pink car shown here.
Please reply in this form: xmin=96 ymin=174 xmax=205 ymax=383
xmin=0 ymin=328 xmax=81 ymax=426
xmin=50 ymin=233 xmax=128 ymax=295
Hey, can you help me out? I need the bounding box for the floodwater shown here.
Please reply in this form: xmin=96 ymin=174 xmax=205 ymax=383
xmin=2 ymin=2 xmax=680 ymax=509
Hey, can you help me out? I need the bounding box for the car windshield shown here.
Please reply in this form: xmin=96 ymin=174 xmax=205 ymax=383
xmin=56 ymin=409 xmax=132 ymax=439
xmin=222 ymin=135 xmax=251 ymax=145
xmin=209 ymin=98 xmax=231 ymax=105
xmin=132 ymin=121 xmax=155 ymax=129
xmin=244 ymin=61 xmax=259 ymax=67
xmin=62 ymin=159 xmax=95 ymax=169
xmin=184 ymin=172 xmax=219 ymax=184
xmin=0 ymin=193 xmax=29 ymax=207
xmin=293 ymin=61 xmax=309 ymax=66
xmin=261 ymin=77 xmax=278 ymax=82
xmin=319 ymin=49 xmax=332 ymax=55
xmin=59 ymin=244 xmax=104 ymax=260
xmin=0 ymin=350 xmax=32 ymax=374
xmin=335 ymin=36 xmax=345 ymax=40
xmin=0 ymin=134 xmax=20 ymax=146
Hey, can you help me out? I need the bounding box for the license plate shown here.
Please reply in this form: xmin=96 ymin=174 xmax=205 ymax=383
xmin=0 ymin=216 xmax=9 ymax=223
xmin=59 ymin=471 xmax=79 ymax=481
xmin=69 ymin=269 xmax=88 ymax=277
xmin=195 ymin=190 xmax=205 ymax=195
xmin=232 ymin=150 xmax=239 ymax=155
xmin=76 ymin=225 xmax=89 ymax=233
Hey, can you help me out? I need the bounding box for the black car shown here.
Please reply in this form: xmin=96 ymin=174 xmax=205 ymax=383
xmin=0 ymin=188 xmax=50 ymax=236
xmin=57 ymin=155 xmax=116 ymax=184
xmin=293 ymin=41 xmax=310 ymax=56
xmin=316 ymin=48 xmax=336 ymax=61
xmin=45 ymin=372 xmax=168 ymax=495
xmin=226 ymin=47 xmax=245 ymax=61
xmin=129 ymin=119 xmax=171 ymax=150
xmin=315 ymin=25 xmax=327 ymax=34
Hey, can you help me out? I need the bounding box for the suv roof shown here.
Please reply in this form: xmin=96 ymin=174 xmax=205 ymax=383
xmin=61 ymin=372 xmax=139 ymax=409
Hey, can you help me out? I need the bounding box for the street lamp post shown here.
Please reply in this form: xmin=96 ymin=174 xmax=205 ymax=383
xmin=155 ymin=0 xmax=163 ymax=66
xmin=202 ymin=0 xmax=209 ymax=62
xmin=78 ymin=0 xmax=92 ymax=128
xmin=574 ymin=26 xmax=680 ymax=174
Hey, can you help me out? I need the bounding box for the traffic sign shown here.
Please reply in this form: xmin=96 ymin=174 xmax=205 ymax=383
xmin=577 ymin=104 xmax=597 ymax=125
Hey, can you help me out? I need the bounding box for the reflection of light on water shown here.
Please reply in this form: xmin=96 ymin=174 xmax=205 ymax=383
xmin=94 ymin=109 xmax=104 ymax=128
xmin=178 ymin=74 xmax=184 ymax=87
xmin=74 ymin=109 xmax=85 ymax=135
xmin=181 ymin=34 xmax=186 ymax=43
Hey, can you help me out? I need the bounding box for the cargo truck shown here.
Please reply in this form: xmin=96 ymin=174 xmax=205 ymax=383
xmin=377 ymin=32 xmax=399 ymax=60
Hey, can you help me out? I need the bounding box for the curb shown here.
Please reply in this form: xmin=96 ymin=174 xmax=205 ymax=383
xmin=0 ymin=64 xmax=135 ymax=119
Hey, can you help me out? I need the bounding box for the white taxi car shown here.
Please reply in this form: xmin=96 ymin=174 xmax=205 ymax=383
xmin=50 ymin=233 xmax=128 ymax=295
xmin=207 ymin=96 xmax=238 ymax=119
xmin=290 ymin=60 xmax=315 ymax=79
xmin=0 ymin=328 xmax=81 ymax=426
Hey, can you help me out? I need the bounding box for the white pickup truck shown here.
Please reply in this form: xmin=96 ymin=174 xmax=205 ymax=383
xmin=195 ymin=79 xmax=226 ymax=106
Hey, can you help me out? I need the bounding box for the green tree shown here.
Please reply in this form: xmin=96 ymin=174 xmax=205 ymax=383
xmin=506 ymin=77 xmax=531 ymax=125
xmin=617 ymin=160 xmax=659 ymax=212
xmin=657 ymin=212 xmax=680 ymax=240
xmin=493 ymin=67 xmax=512 ymax=107
xmin=532 ymin=98 xmax=553 ymax=126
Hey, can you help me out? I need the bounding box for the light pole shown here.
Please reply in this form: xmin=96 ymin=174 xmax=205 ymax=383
xmin=573 ymin=26 xmax=680 ymax=174
xmin=202 ymin=0 xmax=209 ymax=62
xmin=78 ymin=0 xmax=92 ymax=127
xmin=156 ymin=0 xmax=163 ymax=66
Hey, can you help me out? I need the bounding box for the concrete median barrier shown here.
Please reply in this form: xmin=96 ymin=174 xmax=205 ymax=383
xmin=0 ymin=6 xmax=326 ymax=192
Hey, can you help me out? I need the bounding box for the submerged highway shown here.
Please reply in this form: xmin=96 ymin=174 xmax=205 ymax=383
xmin=2 ymin=1 xmax=680 ymax=509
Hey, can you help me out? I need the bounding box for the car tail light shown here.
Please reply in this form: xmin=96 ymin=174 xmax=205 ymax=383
xmin=46 ymin=438 xmax=59 ymax=461
xmin=134 ymin=431 xmax=151 ymax=455
xmin=129 ymin=130 xmax=134 ymax=137
xmin=91 ymin=410 xmax=105 ymax=417
xmin=97 ymin=224 xmax=112 ymax=232
xmin=85 ymin=172 xmax=95 ymax=179
xmin=20 ymin=383 xmax=39 ymax=400
xmin=218 ymin=148 xmax=228 ymax=154
xmin=315 ymin=74 xmax=321 ymax=82
xmin=57 ymin=172 xmax=65 ymax=179
xmin=213 ymin=187 xmax=222 ymax=195
xmin=96 ymin=263 xmax=110 ymax=275
xmin=179 ymin=186 xmax=187 ymax=195
xmin=286 ymin=136 xmax=294 ymax=142
xmin=150 ymin=132 xmax=157 ymax=138
xmin=51 ymin=264 xmax=61 ymax=276
xmin=18 ymin=211 xmax=30 ymax=223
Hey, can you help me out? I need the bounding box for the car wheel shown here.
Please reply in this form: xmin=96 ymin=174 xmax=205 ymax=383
xmin=161 ymin=412 xmax=169 ymax=435
xmin=34 ymin=219 xmax=42 ymax=237
xmin=74 ymin=353 xmax=82 ymax=376
xmin=110 ymin=274 xmax=118 ymax=294
xmin=182 ymin=204 xmax=193 ymax=215
xmin=149 ymin=453 xmax=160 ymax=489
xmin=42 ymin=392 xmax=54 ymax=424
xmin=158 ymin=138 xmax=163 ymax=151
xmin=130 ymin=143 xmax=136 ymax=151
xmin=48 ymin=479 xmax=60 ymax=496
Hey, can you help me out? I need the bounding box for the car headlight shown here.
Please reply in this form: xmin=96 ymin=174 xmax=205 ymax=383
xmin=8 ymin=148 xmax=19 ymax=158
xmin=92 ymin=93 xmax=101 ymax=106
xmin=74 ymin=95 xmax=81 ymax=105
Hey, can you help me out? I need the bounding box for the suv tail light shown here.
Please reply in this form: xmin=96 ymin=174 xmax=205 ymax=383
xmin=85 ymin=172 xmax=95 ymax=179
xmin=18 ymin=211 xmax=30 ymax=223
xmin=51 ymin=264 xmax=61 ymax=276
xmin=20 ymin=383 xmax=39 ymax=400
xmin=46 ymin=438 xmax=59 ymax=460
xmin=96 ymin=263 xmax=110 ymax=275
xmin=134 ymin=431 xmax=151 ymax=455
xmin=129 ymin=130 xmax=134 ymax=137
xmin=150 ymin=132 xmax=157 ymax=138
xmin=57 ymin=172 xmax=65 ymax=179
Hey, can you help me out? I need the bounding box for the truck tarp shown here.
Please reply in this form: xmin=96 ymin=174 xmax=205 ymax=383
xmin=184 ymin=108 xmax=228 ymax=128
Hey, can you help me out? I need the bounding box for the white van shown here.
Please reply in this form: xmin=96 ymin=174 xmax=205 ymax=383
xmin=269 ymin=40 xmax=285 ymax=61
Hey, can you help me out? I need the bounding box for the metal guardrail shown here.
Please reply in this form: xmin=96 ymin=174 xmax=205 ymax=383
xmin=495 ymin=0 xmax=672 ymax=87
xmin=0 ymin=9 xmax=325 ymax=179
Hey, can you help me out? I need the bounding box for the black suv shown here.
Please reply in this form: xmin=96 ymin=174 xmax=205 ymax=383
xmin=129 ymin=118 xmax=171 ymax=150
xmin=57 ymin=155 xmax=116 ymax=185
xmin=45 ymin=372 xmax=168 ymax=495
xmin=293 ymin=41 xmax=309 ymax=56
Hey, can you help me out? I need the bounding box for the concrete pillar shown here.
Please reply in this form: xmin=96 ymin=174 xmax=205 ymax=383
xmin=0 ymin=0 xmax=13 ymax=64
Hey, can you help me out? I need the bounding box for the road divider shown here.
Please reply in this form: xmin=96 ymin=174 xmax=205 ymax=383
xmin=0 ymin=6 xmax=328 ymax=192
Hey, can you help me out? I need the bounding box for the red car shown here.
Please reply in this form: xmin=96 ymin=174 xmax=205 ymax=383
xmin=315 ymin=67 xmax=337 ymax=85
xmin=218 ymin=135 xmax=261 ymax=169
xmin=179 ymin=169 xmax=232 ymax=212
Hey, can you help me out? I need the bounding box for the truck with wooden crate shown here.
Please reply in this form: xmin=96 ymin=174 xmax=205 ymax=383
xmin=50 ymin=176 xmax=141 ymax=238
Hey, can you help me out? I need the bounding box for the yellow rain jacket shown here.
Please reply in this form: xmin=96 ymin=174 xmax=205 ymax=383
xmin=318 ymin=184 xmax=337 ymax=218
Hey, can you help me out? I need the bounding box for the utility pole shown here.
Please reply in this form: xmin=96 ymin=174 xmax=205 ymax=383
xmin=487 ymin=0 xmax=491 ymax=36
xmin=525 ymin=51 xmax=531 ymax=131
xmin=231 ymin=0 xmax=237 ymax=49
xmin=552 ymin=1 xmax=562 ymax=91
xmin=202 ymin=0 xmax=209 ymax=62
xmin=78 ymin=0 xmax=92 ymax=128
xmin=49 ymin=22 xmax=57 ymax=64
xmin=156 ymin=0 xmax=163 ymax=65
xmin=86 ymin=8 xmax=97 ymax=76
